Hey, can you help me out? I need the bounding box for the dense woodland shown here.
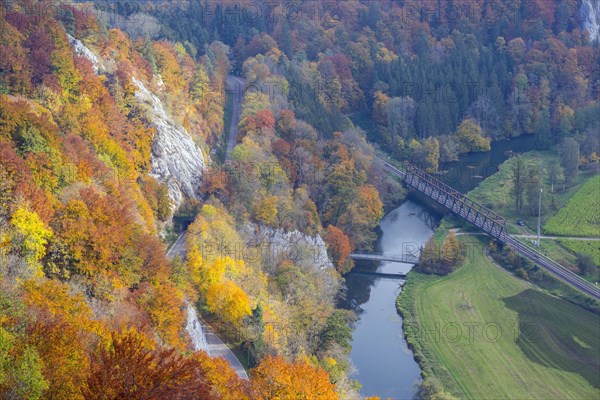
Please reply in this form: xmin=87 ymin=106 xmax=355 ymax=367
xmin=138 ymin=0 xmax=599 ymax=167
xmin=0 ymin=0 xmax=598 ymax=398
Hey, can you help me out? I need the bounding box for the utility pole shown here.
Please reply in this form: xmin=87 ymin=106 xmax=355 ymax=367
xmin=537 ymin=188 xmax=543 ymax=247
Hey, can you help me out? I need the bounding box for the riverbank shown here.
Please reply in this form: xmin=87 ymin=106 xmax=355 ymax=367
xmin=396 ymin=150 xmax=600 ymax=398
xmin=343 ymin=201 xmax=436 ymax=399
xmin=397 ymin=237 xmax=600 ymax=399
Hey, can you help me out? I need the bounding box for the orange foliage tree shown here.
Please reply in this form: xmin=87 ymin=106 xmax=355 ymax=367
xmin=23 ymin=280 xmax=106 ymax=400
xmin=250 ymin=356 xmax=339 ymax=399
xmin=84 ymin=328 xmax=214 ymax=400
xmin=325 ymin=224 xmax=353 ymax=273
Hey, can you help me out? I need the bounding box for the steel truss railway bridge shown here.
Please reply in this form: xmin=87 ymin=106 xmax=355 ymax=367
xmin=366 ymin=160 xmax=600 ymax=300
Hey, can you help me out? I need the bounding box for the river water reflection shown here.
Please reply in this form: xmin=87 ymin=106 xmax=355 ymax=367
xmin=341 ymin=201 xmax=439 ymax=399
xmin=342 ymin=134 xmax=539 ymax=398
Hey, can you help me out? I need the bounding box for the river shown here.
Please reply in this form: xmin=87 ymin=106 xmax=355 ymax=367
xmin=342 ymin=134 xmax=539 ymax=399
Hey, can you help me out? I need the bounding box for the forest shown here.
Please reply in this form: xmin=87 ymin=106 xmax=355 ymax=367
xmin=0 ymin=0 xmax=598 ymax=399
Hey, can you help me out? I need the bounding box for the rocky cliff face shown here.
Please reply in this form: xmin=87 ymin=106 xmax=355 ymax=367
xmin=581 ymin=0 xmax=600 ymax=42
xmin=67 ymin=34 xmax=102 ymax=73
xmin=185 ymin=304 xmax=209 ymax=354
xmin=248 ymin=227 xmax=334 ymax=271
xmin=132 ymin=78 xmax=206 ymax=210
xmin=67 ymin=35 xmax=207 ymax=212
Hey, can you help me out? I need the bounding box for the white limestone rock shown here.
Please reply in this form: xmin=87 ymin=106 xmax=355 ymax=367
xmin=132 ymin=77 xmax=206 ymax=209
xmin=581 ymin=0 xmax=600 ymax=42
xmin=249 ymin=227 xmax=334 ymax=271
xmin=185 ymin=303 xmax=209 ymax=354
xmin=66 ymin=34 xmax=101 ymax=73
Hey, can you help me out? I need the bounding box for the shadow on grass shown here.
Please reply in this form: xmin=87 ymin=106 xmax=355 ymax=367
xmin=503 ymin=289 xmax=600 ymax=389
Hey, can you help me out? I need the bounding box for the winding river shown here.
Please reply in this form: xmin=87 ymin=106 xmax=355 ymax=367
xmin=342 ymin=135 xmax=539 ymax=398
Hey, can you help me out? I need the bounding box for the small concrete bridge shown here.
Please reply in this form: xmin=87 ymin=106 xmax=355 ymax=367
xmin=350 ymin=252 xmax=419 ymax=265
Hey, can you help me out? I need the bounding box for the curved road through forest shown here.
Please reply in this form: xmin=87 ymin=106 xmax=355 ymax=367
xmin=167 ymin=233 xmax=248 ymax=379
xmin=166 ymin=75 xmax=249 ymax=379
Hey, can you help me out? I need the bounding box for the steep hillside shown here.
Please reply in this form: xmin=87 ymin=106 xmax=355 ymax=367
xmin=0 ymin=2 xmax=344 ymax=398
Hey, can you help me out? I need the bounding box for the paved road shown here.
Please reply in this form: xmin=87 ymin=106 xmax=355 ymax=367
xmin=166 ymin=234 xmax=249 ymax=379
xmin=203 ymin=325 xmax=248 ymax=379
xmin=165 ymin=232 xmax=187 ymax=259
xmin=225 ymin=76 xmax=245 ymax=161
xmin=165 ymin=77 xmax=251 ymax=378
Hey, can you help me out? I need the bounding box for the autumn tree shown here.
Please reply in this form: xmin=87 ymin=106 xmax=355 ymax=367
xmin=417 ymin=239 xmax=440 ymax=274
xmin=23 ymin=280 xmax=105 ymax=399
xmin=0 ymin=327 xmax=48 ymax=400
xmin=139 ymin=282 xmax=186 ymax=350
xmin=409 ymin=137 xmax=440 ymax=172
xmin=441 ymin=232 xmax=464 ymax=273
xmin=276 ymin=109 xmax=297 ymax=139
xmin=454 ymin=119 xmax=491 ymax=154
xmin=10 ymin=207 xmax=53 ymax=272
xmin=206 ymin=280 xmax=252 ymax=326
xmin=372 ymin=91 xmax=390 ymax=127
xmin=253 ymin=195 xmax=279 ymax=227
xmin=325 ymin=224 xmax=353 ymax=273
xmin=338 ymin=185 xmax=383 ymax=250
xmin=251 ymin=356 xmax=339 ymax=400
xmin=84 ymin=328 xmax=216 ymax=400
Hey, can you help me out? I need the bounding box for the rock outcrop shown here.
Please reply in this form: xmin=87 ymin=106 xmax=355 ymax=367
xmin=67 ymin=34 xmax=101 ymax=73
xmin=581 ymin=0 xmax=600 ymax=42
xmin=67 ymin=34 xmax=207 ymax=212
xmin=132 ymin=77 xmax=206 ymax=210
xmin=247 ymin=227 xmax=334 ymax=271
xmin=185 ymin=303 xmax=209 ymax=354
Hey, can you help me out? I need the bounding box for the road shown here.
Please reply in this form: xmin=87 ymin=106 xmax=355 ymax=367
xmin=165 ymin=232 xmax=187 ymax=259
xmin=203 ymin=326 xmax=249 ymax=379
xmin=166 ymin=233 xmax=249 ymax=379
xmin=225 ymin=76 xmax=245 ymax=161
xmin=165 ymin=77 xmax=251 ymax=379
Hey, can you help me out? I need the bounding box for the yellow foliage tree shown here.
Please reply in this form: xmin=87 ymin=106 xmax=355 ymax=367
xmin=10 ymin=208 xmax=53 ymax=268
xmin=254 ymin=195 xmax=278 ymax=227
xmin=141 ymin=282 xmax=185 ymax=350
xmin=206 ymin=280 xmax=251 ymax=326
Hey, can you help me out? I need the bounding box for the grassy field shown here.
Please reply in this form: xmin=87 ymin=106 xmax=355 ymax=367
xmin=545 ymin=174 xmax=600 ymax=238
xmin=398 ymin=237 xmax=600 ymax=399
xmin=559 ymin=239 xmax=600 ymax=266
xmin=464 ymin=152 xmax=600 ymax=267
xmin=467 ymin=152 xmax=593 ymax=232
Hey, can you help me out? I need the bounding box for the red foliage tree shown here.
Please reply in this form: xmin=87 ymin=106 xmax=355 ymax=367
xmin=325 ymin=224 xmax=353 ymax=273
xmin=254 ymin=109 xmax=275 ymax=130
